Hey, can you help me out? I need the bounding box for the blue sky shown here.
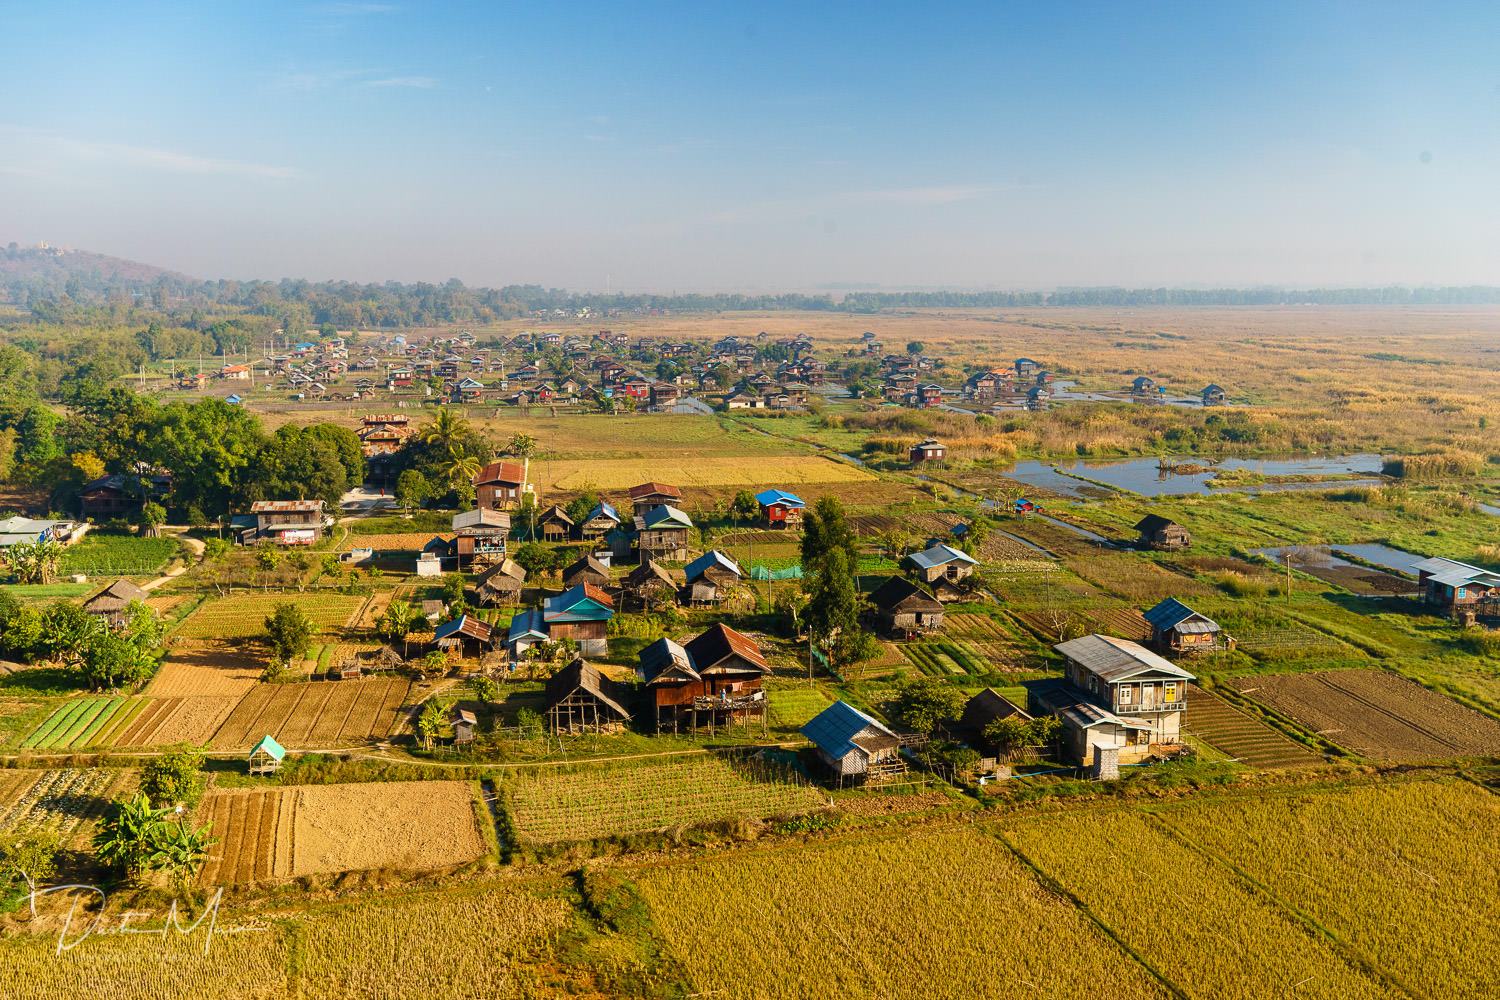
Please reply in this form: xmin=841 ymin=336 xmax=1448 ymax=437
xmin=1 ymin=2 xmax=1497 ymax=290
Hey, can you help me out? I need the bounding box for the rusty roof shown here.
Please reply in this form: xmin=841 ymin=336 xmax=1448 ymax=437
xmin=473 ymin=461 xmax=525 ymax=486
xmin=629 ymin=481 xmax=682 ymax=500
xmin=250 ymin=499 xmax=324 ymax=513
xmin=684 ymin=623 xmax=766 ymax=675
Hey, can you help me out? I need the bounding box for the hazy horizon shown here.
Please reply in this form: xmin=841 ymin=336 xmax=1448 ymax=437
xmin=3 ymin=2 xmax=1498 ymax=293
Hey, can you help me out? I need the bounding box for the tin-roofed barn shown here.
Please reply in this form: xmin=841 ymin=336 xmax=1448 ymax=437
xmin=628 ymin=481 xmax=683 ymax=515
xmin=634 ymin=505 xmax=693 ymax=562
xmin=433 ymin=615 xmax=495 ymax=658
xmin=543 ymin=658 xmax=633 ymax=734
xmin=755 ymin=488 xmax=806 ymax=530
xmin=451 ymin=508 xmax=511 ymax=568
xmin=802 ymin=700 xmax=905 ymax=784
xmin=542 ymin=583 xmax=615 ymax=656
xmin=1413 ymin=555 xmax=1500 ymax=624
xmin=577 ymin=501 xmax=622 ymax=542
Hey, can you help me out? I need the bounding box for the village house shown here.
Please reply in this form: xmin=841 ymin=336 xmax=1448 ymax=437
xmin=1025 ymin=385 xmax=1052 ymax=411
xmin=1135 ymin=515 xmax=1191 ymax=551
xmin=906 ymin=544 xmax=979 ymax=600
xmin=964 ymin=369 xmax=1012 ymax=400
xmin=1034 ymin=633 xmax=1196 ymax=772
xmin=624 ymin=559 xmax=677 ymax=609
xmin=1413 ymin=556 xmax=1500 ymax=624
xmin=635 ymin=505 xmax=693 ymax=562
xmin=505 ymin=608 xmax=549 ymax=660
xmin=1014 ymin=358 xmax=1040 ymax=377
xmin=219 ymin=364 xmax=251 ymax=381
xmin=682 ymin=550 xmax=742 ymax=605
xmin=562 ymin=553 xmax=611 ymax=590
xmin=451 ymin=508 xmax=511 ymax=568
xmin=868 ymin=576 xmax=945 ymax=636
xmin=909 ymin=438 xmax=946 ymax=463
xmin=1202 ymin=384 xmax=1227 ymax=406
xmin=81 ymin=579 xmax=150 ymax=627
xmin=542 ymin=583 xmax=615 ymax=656
xmin=576 ymin=500 xmax=622 ymax=542
xmin=956 ymin=688 xmax=1033 ymax=758
xmin=451 ymin=707 xmax=478 ymax=744
xmin=473 ymin=460 xmax=527 ymax=511
xmin=627 ymin=481 xmax=683 ymax=516
xmin=802 ymin=700 xmax=905 ymax=784
xmin=433 ymin=614 xmax=495 ymax=658
xmin=756 ymin=488 xmax=806 ymax=530
xmin=536 ymin=504 xmax=575 ymax=543
xmin=240 ymin=500 xmax=324 ymax=546
xmin=637 ymin=624 xmax=767 ymax=734
xmin=1143 ymin=598 xmax=1231 ymax=654
xmin=724 ymin=391 xmax=765 ymax=409
xmin=78 ymin=473 xmax=171 ymax=520
xmin=474 ymin=558 xmax=526 ymax=606
xmin=543 ymin=657 xmax=633 ymax=734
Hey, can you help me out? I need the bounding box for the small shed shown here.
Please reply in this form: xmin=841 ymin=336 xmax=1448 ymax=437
xmin=1025 ymin=385 xmax=1051 ymax=411
xmin=367 ymin=644 xmax=406 ymax=670
xmin=577 ymin=501 xmax=623 ymax=542
xmin=1143 ymin=598 xmax=1228 ymax=653
xmin=433 ymin=615 xmax=495 ymax=657
xmin=802 ymin=700 xmax=905 ymax=783
xmin=685 ymin=549 xmax=743 ymax=589
xmin=506 ymin=608 xmax=549 ymax=659
xmin=1202 ymin=384 xmax=1226 ymax=406
xmin=1135 ymin=515 xmax=1191 ymax=551
xmin=421 ymin=599 xmax=446 ymax=620
xmin=625 ymin=559 xmax=677 ymax=609
xmin=451 ymin=707 xmax=478 ymax=744
xmin=248 ymin=734 xmax=286 ymax=775
xmin=542 ymin=657 xmax=633 ymax=734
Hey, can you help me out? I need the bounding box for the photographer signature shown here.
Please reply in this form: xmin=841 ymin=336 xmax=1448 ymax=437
xmin=27 ymin=885 xmax=265 ymax=956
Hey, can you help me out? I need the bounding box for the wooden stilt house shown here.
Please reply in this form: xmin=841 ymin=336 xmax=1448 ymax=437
xmin=543 ymin=658 xmax=633 ymax=734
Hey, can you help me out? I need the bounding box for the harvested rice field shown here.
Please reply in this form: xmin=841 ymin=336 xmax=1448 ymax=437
xmin=197 ymin=780 xmax=487 ymax=884
xmin=209 ymin=676 xmax=411 ymax=750
xmin=1232 ymin=669 xmax=1500 ymax=760
xmin=544 ymin=454 xmax=874 ymax=491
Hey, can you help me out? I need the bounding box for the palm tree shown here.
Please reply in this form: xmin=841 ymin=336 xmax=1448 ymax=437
xmin=504 ymin=432 xmax=536 ymax=460
xmin=421 ymin=407 xmax=471 ymax=453
xmin=444 ymin=444 xmax=482 ymax=493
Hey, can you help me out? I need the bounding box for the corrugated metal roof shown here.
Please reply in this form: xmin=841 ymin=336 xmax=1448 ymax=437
xmin=908 ymin=544 xmax=978 ymax=570
xmin=644 ymin=505 xmax=694 ymax=529
xmin=1412 ymin=555 xmax=1479 ymax=575
xmin=544 ymin=583 xmax=616 ymax=621
xmin=801 ymin=700 xmax=895 ymax=759
xmin=684 ymin=623 xmax=767 ymax=674
xmin=507 ymin=609 xmax=548 ymax=643
xmin=686 ymin=549 xmax=742 ymax=581
xmin=755 ymin=488 xmax=805 ymax=508
xmin=638 ymin=637 xmax=697 ymax=683
xmin=1053 ymin=634 xmax=1195 ymax=683
xmin=452 ymin=508 xmax=511 ymax=531
xmin=586 ymin=501 xmax=621 ymax=524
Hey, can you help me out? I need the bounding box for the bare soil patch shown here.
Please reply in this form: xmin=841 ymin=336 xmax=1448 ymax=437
xmin=149 ymin=641 xmax=262 ymax=698
xmin=1232 ymin=668 xmax=1500 ymax=760
xmin=289 ymin=781 xmax=486 ymax=876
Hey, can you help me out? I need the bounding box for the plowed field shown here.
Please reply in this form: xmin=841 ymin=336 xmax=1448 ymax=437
xmin=1233 ymin=669 xmax=1500 ymax=760
xmin=209 ymin=676 xmax=410 ymax=750
xmin=1183 ymin=684 xmax=1320 ymax=768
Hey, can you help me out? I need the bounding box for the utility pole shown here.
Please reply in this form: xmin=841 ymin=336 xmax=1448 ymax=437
xmin=1284 ymin=551 xmax=1293 ymax=606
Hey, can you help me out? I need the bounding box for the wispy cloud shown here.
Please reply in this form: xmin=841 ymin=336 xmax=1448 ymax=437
xmin=0 ymin=126 xmax=297 ymax=179
xmin=364 ymin=76 xmax=437 ymax=88
xmin=268 ymin=67 xmax=370 ymax=92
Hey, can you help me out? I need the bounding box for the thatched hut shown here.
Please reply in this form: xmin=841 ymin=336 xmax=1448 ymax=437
xmin=82 ymin=579 xmax=150 ymax=627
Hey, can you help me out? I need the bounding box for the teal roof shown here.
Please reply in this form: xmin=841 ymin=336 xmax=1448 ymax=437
xmin=250 ymin=734 xmax=286 ymax=760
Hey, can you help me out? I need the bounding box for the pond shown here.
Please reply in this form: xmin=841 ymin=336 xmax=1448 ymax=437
xmin=1252 ymin=543 xmax=1421 ymax=578
xmin=1002 ymin=454 xmax=1385 ymax=498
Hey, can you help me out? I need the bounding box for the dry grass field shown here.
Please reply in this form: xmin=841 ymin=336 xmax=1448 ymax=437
xmin=541 ymin=454 xmax=872 ymax=492
xmin=148 ymin=640 xmax=263 ymax=698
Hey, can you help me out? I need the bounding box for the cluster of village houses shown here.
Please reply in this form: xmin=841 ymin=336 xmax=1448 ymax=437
xmin=872 ymin=350 xmax=1229 ymax=412
xmin=180 ymin=328 xmax=831 ymax=415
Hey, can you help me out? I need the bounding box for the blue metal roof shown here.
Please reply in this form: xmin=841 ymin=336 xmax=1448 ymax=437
xmin=908 ymin=544 xmax=978 ymax=571
xmin=587 ymin=501 xmax=621 ymax=523
xmin=801 ymin=700 xmax=895 ymax=759
xmin=543 ymin=584 xmax=614 ymax=622
xmin=685 ymin=549 xmax=742 ymax=581
xmin=507 ymin=608 xmax=548 ymax=643
xmin=755 ymin=489 xmax=805 ymax=508
xmin=433 ymin=615 xmax=475 ymax=642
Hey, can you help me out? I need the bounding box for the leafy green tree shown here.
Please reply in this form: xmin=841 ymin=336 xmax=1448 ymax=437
xmin=504 ymin=432 xmax=536 ymax=460
xmin=417 ymin=651 xmax=449 ymax=681
xmin=800 ymin=496 xmax=860 ymax=591
xmin=895 ymin=677 xmax=965 ymax=735
xmin=264 ymin=601 xmax=315 ymax=664
xmin=139 ymin=746 xmax=206 ymax=809
xmin=565 ymin=486 xmax=602 ymax=527
xmin=731 ymin=489 xmax=759 ymax=518
xmin=139 ymin=501 xmax=167 ymax=537
xmin=473 ymin=676 xmax=498 ymax=704
xmin=303 ymin=422 xmax=365 ymax=485
xmin=0 ymin=593 xmax=44 ymax=662
xmin=512 ymin=542 xmax=557 ymax=578
xmin=906 ymin=341 xmax=925 ymax=355
xmin=395 ymin=469 xmax=429 ymax=514
xmin=41 ymin=601 xmax=104 ymax=667
xmin=804 ymin=547 xmax=860 ymax=664
xmin=1 ymin=830 xmax=59 ymax=918
xmin=440 ymin=574 xmax=466 ymax=607
xmin=149 ymin=399 xmax=266 ymax=516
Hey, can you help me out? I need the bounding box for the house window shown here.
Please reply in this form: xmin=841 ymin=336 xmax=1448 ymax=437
xmin=1458 ymin=588 xmax=1467 ymax=599
xmin=1165 ymin=683 xmax=1177 ymax=702
xmin=1118 ymin=687 xmax=1132 ymax=704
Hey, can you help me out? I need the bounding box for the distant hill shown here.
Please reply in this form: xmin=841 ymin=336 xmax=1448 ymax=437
xmin=0 ymin=244 xmax=195 ymax=305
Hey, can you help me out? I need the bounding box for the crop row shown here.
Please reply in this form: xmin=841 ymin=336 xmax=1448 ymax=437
xmin=901 ymin=640 xmax=990 ymax=677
